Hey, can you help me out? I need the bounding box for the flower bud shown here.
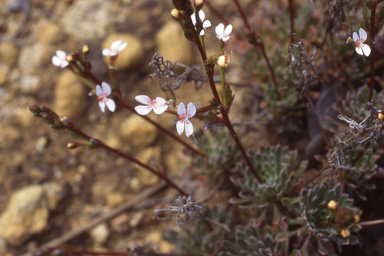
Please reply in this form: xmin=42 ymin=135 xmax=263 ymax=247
xmin=82 ymin=45 xmax=90 ymax=55
xmin=194 ymin=0 xmax=204 ymax=9
xmin=216 ymin=54 xmax=230 ymax=68
xmin=327 ymin=200 xmax=337 ymax=211
xmin=171 ymin=8 xmax=181 ymax=20
xmin=66 ymin=55 xmax=75 ymax=64
xmin=335 ymin=207 xmax=356 ymax=229
xmin=340 ymin=229 xmax=350 ymax=238
xmin=377 ymin=111 xmax=383 ymax=120
xmin=67 ymin=142 xmax=81 ymax=149
xmin=346 ymin=37 xmax=353 ymax=44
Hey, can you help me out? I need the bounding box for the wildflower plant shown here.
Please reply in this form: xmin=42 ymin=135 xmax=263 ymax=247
xmin=26 ymin=0 xmax=384 ymax=255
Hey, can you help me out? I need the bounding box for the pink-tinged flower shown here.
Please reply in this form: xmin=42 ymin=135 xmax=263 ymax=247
xmin=52 ymin=50 xmax=69 ymax=68
xmin=102 ymin=40 xmax=127 ymax=56
xmin=350 ymin=28 xmax=371 ymax=57
xmin=96 ymin=82 xmax=116 ymax=112
xmin=176 ymin=102 xmax=196 ymax=137
xmin=191 ymin=10 xmax=211 ymax=36
xmin=215 ymin=23 xmax=233 ymax=42
xmin=134 ymin=95 xmax=169 ymax=115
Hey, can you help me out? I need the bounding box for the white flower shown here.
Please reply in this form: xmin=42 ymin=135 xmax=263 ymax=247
xmin=52 ymin=50 xmax=69 ymax=68
xmin=176 ymin=102 xmax=196 ymax=137
xmin=134 ymin=95 xmax=169 ymax=115
xmin=96 ymin=82 xmax=116 ymax=112
xmin=215 ymin=23 xmax=233 ymax=42
xmin=191 ymin=10 xmax=211 ymax=36
xmin=351 ymin=28 xmax=371 ymax=57
xmin=102 ymin=40 xmax=127 ymax=56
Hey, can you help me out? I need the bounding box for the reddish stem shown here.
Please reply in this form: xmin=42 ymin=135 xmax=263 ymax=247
xmin=368 ymin=4 xmax=376 ymax=103
xmin=187 ymin=15 xmax=263 ymax=183
xmin=288 ymin=0 xmax=295 ymax=35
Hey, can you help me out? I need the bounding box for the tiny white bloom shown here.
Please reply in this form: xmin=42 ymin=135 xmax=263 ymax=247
xmin=191 ymin=10 xmax=212 ymax=36
xmin=176 ymin=102 xmax=196 ymax=137
xmin=134 ymin=95 xmax=169 ymax=115
xmin=215 ymin=23 xmax=233 ymax=42
xmin=52 ymin=50 xmax=69 ymax=68
xmin=96 ymin=82 xmax=116 ymax=112
xmin=102 ymin=40 xmax=127 ymax=56
xmin=351 ymin=28 xmax=371 ymax=57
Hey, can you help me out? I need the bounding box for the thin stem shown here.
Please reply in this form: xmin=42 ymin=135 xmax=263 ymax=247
xmin=360 ymin=219 xmax=384 ymax=226
xmin=288 ymin=0 xmax=295 ymax=35
xmin=232 ymin=0 xmax=281 ymax=101
xmin=362 ymin=0 xmax=369 ymax=30
xmin=67 ymin=124 xmax=188 ymax=196
xmin=368 ymin=3 xmax=376 ymax=103
xmin=188 ymin=15 xmax=263 ymax=183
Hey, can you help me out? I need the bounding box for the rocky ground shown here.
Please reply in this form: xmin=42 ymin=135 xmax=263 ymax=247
xmin=0 ymin=0 xmax=256 ymax=255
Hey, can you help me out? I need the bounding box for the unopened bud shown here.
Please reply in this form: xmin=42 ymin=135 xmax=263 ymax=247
xmin=66 ymin=55 xmax=75 ymax=64
xmin=71 ymin=50 xmax=80 ymax=61
xmin=171 ymin=8 xmax=181 ymax=20
xmin=217 ymin=54 xmax=230 ymax=68
xmin=82 ymin=45 xmax=90 ymax=55
xmin=340 ymin=229 xmax=350 ymax=238
xmin=378 ymin=112 xmax=383 ymax=120
xmin=346 ymin=37 xmax=353 ymax=44
xmin=328 ymin=200 xmax=337 ymax=211
xmin=354 ymin=214 xmax=360 ymax=223
xmin=67 ymin=142 xmax=81 ymax=149
xmin=194 ymin=0 xmax=204 ymax=9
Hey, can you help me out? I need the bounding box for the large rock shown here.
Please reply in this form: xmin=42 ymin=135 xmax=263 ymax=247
xmin=0 ymin=185 xmax=49 ymax=246
xmin=61 ymin=0 xmax=112 ymax=41
xmin=156 ymin=21 xmax=194 ymax=66
xmin=101 ymin=33 xmax=145 ymax=70
xmin=38 ymin=22 xmax=63 ymax=45
xmin=119 ymin=115 xmax=158 ymax=147
xmin=54 ymin=70 xmax=87 ymax=119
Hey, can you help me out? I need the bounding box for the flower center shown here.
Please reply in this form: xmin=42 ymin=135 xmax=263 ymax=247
xmin=179 ymin=114 xmax=189 ymax=122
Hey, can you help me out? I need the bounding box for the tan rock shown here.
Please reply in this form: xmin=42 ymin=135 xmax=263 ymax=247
xmin=156 ymin=21 xmax=194 ymax=66
xmin=18 ymin=44 xmax=45 ymax=74
xmin=0 ymin=185 xmax=49 ymax=246
xmin=43 ymin=182 xmax=67 ymax=211
xmin=38 ymin=23 xmax=63 ymax=45
xmin=90 ymin=223 xmax=109 ymax=245
xmin=119 ymin=115 xmax=158 ymax=147
xmin=145 ymin=231 xmax=175 ymax=253
xmin=136 ymin=147 xmax=161 ymax=186
xmin=101 ymin=33 xmax=145 ymax=70
xmin=110 ymin=213 xmax=130 ymax=233
xmin=54 ymin=70 xmax=87 ymax=119
xmin=0 ymin=42 xmax=19 ymax=69
xmin=106 ymin=192 xmax=124 ymax=208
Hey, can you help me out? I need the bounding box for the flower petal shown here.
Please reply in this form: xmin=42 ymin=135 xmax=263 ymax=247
xmin=199 ymin=10 xmax=205 ymax=21
xmin=56 ymin=50 xmax=66 ymax=59
xmin=101 ymin=82 xmax=112 ymax=96
xmin=176 ymin=120 xmax=184 ymax=135
xmin=135 ymin=105 xmax=152 ymax=115
xmin=135 ymin=95 xmax=151 ymax=105
xmin=200 ymin=30 xmax=205 ymax=36
xmin=155 ymin=97 xmax=166 ymax=105
xmin=96 ymin=85 xmax=103 ymax=96
xmin=153 ymin=104 xmax=168 ymax=114
xmin=222 ymin=36 xmax=231 ymax=42
xmin=203 ymin=20 xmax=211 ymax=28
xmin=187 ymin=102 xmax=196 ymax=117
xmin=106 ymin=99 xmax=116 ymax=112
xmin=52 ymin=56 xmax=62 ymax=66
xmin=178 ymin=102 xmax=186 ymax=115
xmin=361 ymin=44 xmax=371 ymax=56
xmin=118 ymin=42 xmax=127 ymax=52
xmin=111 ymin=40 xmax=122 ymax=50
xmin=191 ymin=13 xmax=196 ymax=25
xmin=359 ymin=28 xmax=367 ymax=41
xmin=185 ymin=121 xmax=194 ymax=137
xmin=355 ymin=46 xmax=363 ymax=55
xmin=99 ymin=101 xmax=106 ymax=112
xmin=353 ymin=32 xmax=359 ymax=42
xmin=215 ymin=23 xmax=224 ymax=36
xmin=60 ymin=60 xmax=69 ymax=68
xmin=102 ymin=49 xmax=111 ymax=56
xmin=225 ymin=24 xmax=233 ymax=35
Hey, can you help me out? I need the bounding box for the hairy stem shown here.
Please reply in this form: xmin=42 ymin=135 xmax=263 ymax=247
xmin=187 ymin=16 xmax=263 ymax=183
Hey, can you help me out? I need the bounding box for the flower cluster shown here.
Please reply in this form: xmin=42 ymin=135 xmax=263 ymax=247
xmin=191 ymin=10 xmax=211 ymax=36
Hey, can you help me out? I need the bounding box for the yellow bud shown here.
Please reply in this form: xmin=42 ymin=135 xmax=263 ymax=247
xmin=66 ymin=55 xmax=74 ymax=63
xmin=171 ymin=9 xmax=181 ymax=20
xmin=217 ymin=54 xmax=230 ymax=68
xmin=346 ymin=37 xmax=353 ymax=44
xmin=82 ymin=45 xmax=90 ymax=55
xmin=340 ymin=229 xmax=350 ymax=238
xmin=194 ymin=0 xmax=204 ymax=9
xmin=378 ymin=112 xmax=384 ymax=120
xmin=354 ymin=214 xmax=360 ymax=223
xmin=328 ymin=200 xmax=337 ymax=211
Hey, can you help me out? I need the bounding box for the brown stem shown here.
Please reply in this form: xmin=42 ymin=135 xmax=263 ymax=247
xmin=68 ymin=125 xmax=188 ymax=196
xmin=288 ymin=0 xmax=295 ymax=35
xmin=232 ymin=0 xmax=281 ymax=101
xmin=187 ymin=16 xmax=263 ymax=183
xmin=368 ymin=4 xmax=376 ymax=103
xmin=360 ymin=219 xmax=384 ymax=226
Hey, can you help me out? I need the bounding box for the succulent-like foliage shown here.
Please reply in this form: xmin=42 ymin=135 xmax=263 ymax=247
xmin=230 ymin=145 xmax=307 ymax=223
xmin=219 ymin=220 xmax=288 ymax=256
xmin=299 ymin=182 xmax=361 ymax=255
xmin=164 ymin=207 xmax=232 ymax=255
